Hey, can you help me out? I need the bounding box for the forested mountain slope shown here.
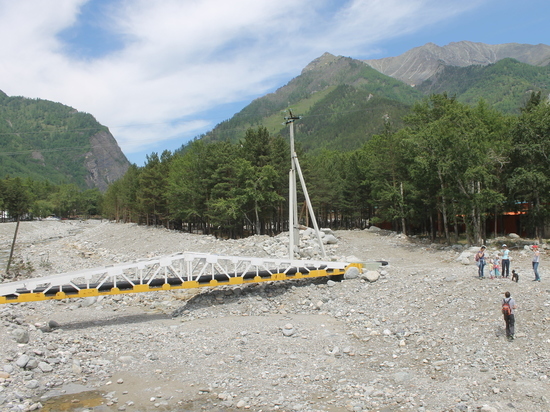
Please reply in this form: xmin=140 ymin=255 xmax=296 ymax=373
xmin=194 ymin=53 xmax=422 ymax=153
xmin=0 ymin=90 xmax=129 ymax=191
xmin=417 ymin=58 xmax=550 ymax=113
xmin=193 ymin=43 xmax=550 ymax=154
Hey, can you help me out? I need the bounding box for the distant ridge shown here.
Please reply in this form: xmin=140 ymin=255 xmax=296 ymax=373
xmin=364 ymin=41 xmax=550 ymax=85
xmin=191 ymin=41 xmax=550 ymax=155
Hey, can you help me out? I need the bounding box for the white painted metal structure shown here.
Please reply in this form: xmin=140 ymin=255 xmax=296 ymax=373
xmin=0 ymin=252 xmax=354 ymax=304
xmin=285 ymin=111 xmax=326 ymax=259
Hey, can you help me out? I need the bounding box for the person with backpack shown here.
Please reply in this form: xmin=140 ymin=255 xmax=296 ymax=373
xmin=475 ymin=245 xmax=486 ymax=279
xmin=502 ymin=291 xmax=517 ymax=341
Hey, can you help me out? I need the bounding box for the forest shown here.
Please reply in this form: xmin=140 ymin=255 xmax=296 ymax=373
xmin=2 ymin=92 xmax=550 ymax=246
xmin=104 ymin=92 xmax=550 ymax=245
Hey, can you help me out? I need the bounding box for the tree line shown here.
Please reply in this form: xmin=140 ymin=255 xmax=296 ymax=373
xmin=0 ymin=178 xmax=102 ymax=221
xmin=100 ymin=92 xmax=550 ymax=244
xmin=3 ymin=93 xmax=550 ymax=245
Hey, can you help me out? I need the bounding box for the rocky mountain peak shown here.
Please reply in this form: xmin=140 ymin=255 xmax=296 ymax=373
xmin=302 ymin=52 xmax=339 ymax=73
xmin=84 ymin=130 xmax=130 ymax=192
xmin=364 ymin=41 xmax=550 ymax=85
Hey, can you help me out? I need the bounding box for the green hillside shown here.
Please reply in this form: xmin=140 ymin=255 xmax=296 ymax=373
xmin=417 ymin=58 xmax=550 ymax=113
xmin=196 ymin=54 xmax=422 ymax=151
xmin=189 ymin=56 xmax=550 ymax=155
xmin=0 ymin=91 xmax=107 ymax=188
xmin=281 ymin=85 xmax=411 ymax=153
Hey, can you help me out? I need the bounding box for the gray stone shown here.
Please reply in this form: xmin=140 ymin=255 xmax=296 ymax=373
xmin=26 ymin=358 xmax=39 ymax=369
xmin=344 ymin=266 xmax=360 ymax=279
xmin=38 ymin=362 xmax=53 ymax=373
xmin=25 ymin=380 xmax=39 ymax=389
xmin=322 ymin=235 xmax=338 ymax=245
xmin=364 ymin=271 xmax=380 ymax=282
xmin=16 ymin=355 xmax=30 ymax=368
xmin=39 ymin=325 xmax=52 ymax=333
xmin=48 ymin=320 xmax=60 ymax=329
xmin=12 ymin=328 xmax=29 ymax=344
xmin=282 ymin=324 xmax=294 ymax=337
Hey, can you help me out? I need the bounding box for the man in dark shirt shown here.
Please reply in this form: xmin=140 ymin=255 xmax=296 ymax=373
xmin=502 ymin=291 xmax=517 ymax=341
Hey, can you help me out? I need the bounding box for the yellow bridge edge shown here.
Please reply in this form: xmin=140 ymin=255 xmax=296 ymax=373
xmin=0 ymin=264 xmax=363 ymax=305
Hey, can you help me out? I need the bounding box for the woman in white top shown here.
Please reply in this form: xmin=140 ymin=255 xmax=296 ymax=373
xmin=532 ymin=245 xmax=541 ymax=282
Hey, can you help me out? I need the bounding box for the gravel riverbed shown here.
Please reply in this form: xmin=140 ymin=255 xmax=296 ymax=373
xmin=0 ymin=220 xmax=549 ymax=412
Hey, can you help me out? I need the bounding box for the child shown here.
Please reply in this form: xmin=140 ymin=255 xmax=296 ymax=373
xmin=488 ymin=257 xmax=495 ymax=279
xmin=492 ymin=254 xmax=501 ymax=278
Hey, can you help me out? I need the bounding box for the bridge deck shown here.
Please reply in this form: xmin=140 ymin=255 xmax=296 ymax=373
xmin=0 ymin=252 xmax=361 ymax=304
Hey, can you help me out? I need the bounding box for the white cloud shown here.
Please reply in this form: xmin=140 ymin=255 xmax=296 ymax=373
xmin=0 ymin=0 xmax=485 ymax=162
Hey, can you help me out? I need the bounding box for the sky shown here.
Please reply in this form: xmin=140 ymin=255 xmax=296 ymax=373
xmin=0 ymin=0 xmax=548 ymax=165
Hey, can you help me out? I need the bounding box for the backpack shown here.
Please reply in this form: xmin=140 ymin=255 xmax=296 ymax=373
xmin=502 ymin=299 xmax=512 ymax=316
xmin=475 ymin=253 xmax=480 ymax=262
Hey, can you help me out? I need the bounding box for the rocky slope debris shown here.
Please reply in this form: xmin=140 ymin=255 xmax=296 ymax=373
xmin=364 ymin=41 xmax=550 ymax=85
xmin=0 ymin=220 xmax=548 ymax=412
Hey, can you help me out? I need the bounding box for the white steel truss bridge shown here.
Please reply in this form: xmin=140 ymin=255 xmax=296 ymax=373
xmin=0 ymin=252 xmax=362 ymax=305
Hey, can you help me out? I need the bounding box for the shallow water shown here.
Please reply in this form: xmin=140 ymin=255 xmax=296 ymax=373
xmin=41 ymin=390 xmax=108 ymax=411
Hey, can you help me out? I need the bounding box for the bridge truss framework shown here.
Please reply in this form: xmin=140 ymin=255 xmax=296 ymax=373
xmin=0 ymin=252 xmax=362 ymax=305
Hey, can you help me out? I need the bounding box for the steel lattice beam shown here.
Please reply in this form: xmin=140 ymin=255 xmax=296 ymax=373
xmin=0 ymin=252 xmax=358 ymax=304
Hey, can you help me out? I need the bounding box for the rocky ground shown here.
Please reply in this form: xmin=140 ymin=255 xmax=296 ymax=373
xmin=0 ymin=220 xmax=549 ymax=412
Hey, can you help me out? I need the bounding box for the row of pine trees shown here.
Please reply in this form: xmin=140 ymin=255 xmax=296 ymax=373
xmin=102 ymin=92 xmax=550 ymax=244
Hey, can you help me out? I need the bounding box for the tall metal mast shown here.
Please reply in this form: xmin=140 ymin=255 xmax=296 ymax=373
xmin=285 ymin=110 xmax=326 ymax=259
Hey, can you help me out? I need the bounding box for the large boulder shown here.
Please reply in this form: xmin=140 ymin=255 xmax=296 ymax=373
xmin=456 ymin=251 xmax=473 ymax=265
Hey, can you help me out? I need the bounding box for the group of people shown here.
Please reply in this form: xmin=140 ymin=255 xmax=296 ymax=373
xmin=475 ymin=243 xmax=541 ymax=282
xmin=474 ymin=243 xmax=542 ymax=342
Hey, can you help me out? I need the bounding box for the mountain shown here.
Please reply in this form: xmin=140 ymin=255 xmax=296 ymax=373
xmin=416 ymin=58 xmax=550 ymax=113
xmin=0 ymin=90 xmax=130 ymax=191
xmin=364 ymin=41 xmax=550 ymax=86
xmin=197 ymin=53 xmax=422 ymax=153
xmin=194 ymin=42 xmax=550 ymax=154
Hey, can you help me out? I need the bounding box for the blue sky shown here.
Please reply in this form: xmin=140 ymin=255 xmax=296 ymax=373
xmin=0 ymin=0 xmax=548 ymax=165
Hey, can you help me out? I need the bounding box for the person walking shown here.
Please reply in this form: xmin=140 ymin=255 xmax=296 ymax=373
xmin=501 ymin=244 xmax=510 ymax=278
xmin=502 ymin=291 xmax=517 ymax=341
xmin=475 ymin=245 xmax=487 ymax=279
xmin=532 ymin=245 xmax=541 ymax=282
